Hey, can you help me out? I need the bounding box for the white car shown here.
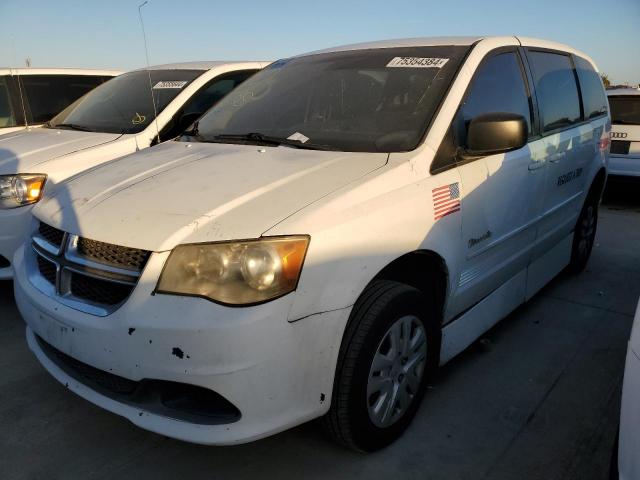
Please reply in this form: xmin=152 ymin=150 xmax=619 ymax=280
xmin=607 ymin=88 xmax=640 ymax=178
xmin=0 ymin=61 xmax=268 ymax=278
xmin=13 ymin=36 xmax=609 ymax=451
xmin=616 ymin=298 xmax=640 ymax=479
xmin=0 ymin=68 xmax=120 ymax=136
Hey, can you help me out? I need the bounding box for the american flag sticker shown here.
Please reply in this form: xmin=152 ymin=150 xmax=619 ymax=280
xmin=432 ymin=182 xmax=461 ymax=220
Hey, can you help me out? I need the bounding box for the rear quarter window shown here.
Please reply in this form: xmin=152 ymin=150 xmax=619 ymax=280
xmin=527 ymin=50 xmax=581 ymax=132
xmin=574 ymin=56 xmax=608 ymax=119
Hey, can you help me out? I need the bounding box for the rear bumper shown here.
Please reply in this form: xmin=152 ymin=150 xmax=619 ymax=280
xmin=619 ymin=346 xmax=640 ymax=480
xmin=609 ymin=154 xmax=640 ymax=178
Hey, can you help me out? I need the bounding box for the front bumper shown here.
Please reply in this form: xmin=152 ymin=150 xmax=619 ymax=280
xmin=0 ymin=205 xmax=33 ymax=279
xmin=619 ymin=345 xmax=640 ymax=480
xmin=14 ymin=243 xmax=350 ymax=445
xmin=609 ymin=154 xmax=640 ymax=178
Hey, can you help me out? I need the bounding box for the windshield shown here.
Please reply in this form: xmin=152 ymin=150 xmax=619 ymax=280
xmin=609 ymin=96 xmax=640 ymax=125
xmin=191 ymin=46 xmax=469 ymax=152
xmin=47 ymin=70 xmax=203 ymax=134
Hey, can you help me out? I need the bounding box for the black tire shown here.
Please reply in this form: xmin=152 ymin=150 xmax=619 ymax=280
xmin=568 ymin=189 xmax=599 ymax=273
xmin=322 ymin=280 xmax=441 ymax=452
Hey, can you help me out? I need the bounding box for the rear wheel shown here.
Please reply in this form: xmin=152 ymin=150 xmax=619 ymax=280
xmin=322 ymin=280 xmax=440 ymax=451
xmin=568 ymin=191 xmax=599 ymax=273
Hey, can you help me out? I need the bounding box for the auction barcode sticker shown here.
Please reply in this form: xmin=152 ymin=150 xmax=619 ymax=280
xmin=386 ymin=57 xmax=449 ymax=68
xmin=153 ymin=81 xmax=188 ymax=89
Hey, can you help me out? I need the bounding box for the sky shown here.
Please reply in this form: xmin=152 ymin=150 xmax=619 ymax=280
xmin=1 ymin=0 xmax=638 ymax=85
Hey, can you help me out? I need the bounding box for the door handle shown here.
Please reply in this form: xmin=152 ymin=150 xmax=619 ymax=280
xmin=548 ymin=153 xmax=565 ymax=163
xmin=528 ymin=161 xmax=545 ymax=171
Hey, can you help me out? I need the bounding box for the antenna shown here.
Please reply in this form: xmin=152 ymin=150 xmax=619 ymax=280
xmin=138 ymin=1 xmax=161 ymax=144
xmin=10 ymin=35 xmax=29 ymax=128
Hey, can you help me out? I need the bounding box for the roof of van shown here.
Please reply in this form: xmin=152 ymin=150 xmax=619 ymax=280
xmin=606 ymin=87 xmax=640 ymax=97
xmin=131 ymin=61 xmax=269 ymax=72
xmin=304 ymin=36 xmax=483 ymax=55
xmin=0 ymin=68 xmax=122 ymax=76
xmin=300 ymin=36 xmax=593 ymax=65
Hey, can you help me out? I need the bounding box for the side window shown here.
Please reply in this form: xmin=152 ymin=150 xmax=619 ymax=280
xmin=22 ymin=75 xmax=106 ymax=124
xmin=527 ymin=51 xmax=581 ymax=132
xmin=431 ymin=51 xmax=532 ymax=173
xmin=160 ymin=70 xmax=257 ymax=140
xmin=574 ymin=56 xmax=608 ymax=120
xmin=0 ymin=76 xmax=17 ymax=127
xmin=458 ymin=51 xmax=533 ymax=138
xmin=181 ymin=70 xmax=257 ymax=118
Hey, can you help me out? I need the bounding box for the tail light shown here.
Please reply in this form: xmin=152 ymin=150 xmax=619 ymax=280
xmin=599 ymin=129 xmax=611 ymax=151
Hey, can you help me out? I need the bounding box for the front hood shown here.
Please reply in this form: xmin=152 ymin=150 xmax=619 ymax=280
xmin=35 ymin=141 xmax=388 ymax=251
xmin=0 ymin=128 xmax=122 ymax=174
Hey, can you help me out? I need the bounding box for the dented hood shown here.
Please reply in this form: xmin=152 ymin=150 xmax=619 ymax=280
xmin=0 ymin=128 xmax=122 ymax=174
xmin=35 ymin=141 xmax=388 ymax=251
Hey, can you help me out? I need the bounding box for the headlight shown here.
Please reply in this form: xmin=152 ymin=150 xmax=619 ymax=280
xmin=156 ymin=236 xmax=310 ymax=305
xmin=0 ymin=174 xmax=47 ymax=209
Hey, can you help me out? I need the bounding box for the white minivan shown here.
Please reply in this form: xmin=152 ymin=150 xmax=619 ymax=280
xmin=0 ymin=61 xmax=268 ymax=278
xmin=607 ymin=87 xmax=640 ymax=178
xmin=14 ymin=36 xmax=609 ymax=451
xmin=0 ymin=68 xmax=120 ymax=136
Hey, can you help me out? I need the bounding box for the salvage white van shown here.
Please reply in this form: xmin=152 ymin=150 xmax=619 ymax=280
xmin=0 ymin=61 xmax=268 ymax=278
xmin=0 ymin=68 xmax=120 ymax=136
xmin=14 ymin=37 xmax=609 ymax=451
xmin=607 ymin=87 xmax=640 ymax=178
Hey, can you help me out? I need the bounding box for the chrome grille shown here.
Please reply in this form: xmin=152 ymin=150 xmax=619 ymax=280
xmin=70 ymin=272 xmax=133 ymax=305
xmin=36 ymin=255 xmax=57 ymax=285
xmin=30 ymin=222 xmax=151 ymax=316
xmin=38 ymin=222 xmax=65 ymax=248
xmin=76 ymin=237 xmax=150 ymax=271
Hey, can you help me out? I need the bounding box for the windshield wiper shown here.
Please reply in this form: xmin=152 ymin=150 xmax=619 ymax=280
xmin=203 ymin=132 xmax=333 ymax=150
xmin=51 ymin=123 xmax=96 ymax=132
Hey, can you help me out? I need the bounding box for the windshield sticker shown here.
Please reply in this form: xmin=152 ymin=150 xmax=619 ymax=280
xmin=153 ymin=80 xmax=188 ymax=89
xmin=132 ymin=112 xmax=146 ymax=125
xmin=287 ymin=132 xmax=309 ymax=144
xmin=387 ymin=57 xmax=450 ymax=68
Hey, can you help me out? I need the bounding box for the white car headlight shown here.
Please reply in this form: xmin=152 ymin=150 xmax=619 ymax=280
xmin=0 ymin=174 xmax=47 ymax=209
xmin=156 ymin=236 xmax=310 ymax=305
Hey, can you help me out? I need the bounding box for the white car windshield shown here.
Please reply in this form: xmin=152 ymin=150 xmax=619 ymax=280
xmin=190 ymin=46 xmax=470 ymax=152
xmin=47 ymin=69 xmax=203 ymax=134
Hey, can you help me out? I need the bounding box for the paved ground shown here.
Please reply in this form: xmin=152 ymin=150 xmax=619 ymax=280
xmin=1 ymin=181 xmax=638 ymax=480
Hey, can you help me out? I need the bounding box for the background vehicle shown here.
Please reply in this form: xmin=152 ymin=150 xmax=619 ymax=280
xmin=0 ymin=68 xmax=120 ymax=136
xmin=607 ymin=87 xmax=640 ymax=179
xmin=13 ymin=36 xmax=608 ymax=451
xmin=616 ymin=297 xmax=640 ymax=480
xmin=0 ymin=61 xmax=268 ymax=278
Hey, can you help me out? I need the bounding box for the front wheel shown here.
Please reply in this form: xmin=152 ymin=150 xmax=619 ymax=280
xmin=568 ymin=192 xmax=599 ymax=273
xmin=322 ymin=280 xmax=440 ymax=451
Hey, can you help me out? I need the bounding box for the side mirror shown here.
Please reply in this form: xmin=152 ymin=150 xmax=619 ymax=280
xmin=465 ymin=113 xmax=527 ymax=156
xmin=177 ymin=111 xmax=203 ymax=132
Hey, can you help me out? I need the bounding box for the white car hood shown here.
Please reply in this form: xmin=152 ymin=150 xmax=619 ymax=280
xmin=0 ymin=128 xmax=122 ymax=174
xmin=35 ymin=141 xmax=388 ymax=251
